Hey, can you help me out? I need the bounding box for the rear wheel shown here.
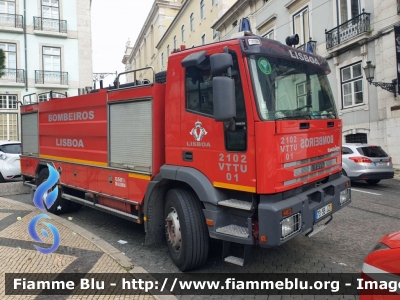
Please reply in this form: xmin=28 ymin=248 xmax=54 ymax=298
xmin=37 ymin=168 xmax=70 ymax=215
xmin=366 ymin=179 xmax=380 ymax=185
xmin=0 ymin=173 xmax=4 ymax=183
xmin=164 ymin=188 xmax=209 ymax=271
xmin=341 ymin=169 xmax=348 ymax=177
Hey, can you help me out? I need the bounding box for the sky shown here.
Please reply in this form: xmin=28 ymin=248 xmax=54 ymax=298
xmin=91 ymin=0 xmax=154 ymax=87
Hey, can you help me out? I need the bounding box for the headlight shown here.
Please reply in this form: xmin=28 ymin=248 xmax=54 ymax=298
xmin=0 ymin=153 xmax=9 ymax=160
xmin=340 ymin=188 xmax=351 ymax=205
xmin=281 ymin=213 xmax=302 ymax=240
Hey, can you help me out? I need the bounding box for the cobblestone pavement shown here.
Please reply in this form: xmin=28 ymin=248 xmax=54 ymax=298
xmin=0 ymin=197 xmax=155 ymax=300
xmin=6 ymin=178 xmax=400 ymax=299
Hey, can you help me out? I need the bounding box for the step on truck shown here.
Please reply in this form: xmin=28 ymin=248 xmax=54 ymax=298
xmin=20 ymin=35 xmax=351 ymax=271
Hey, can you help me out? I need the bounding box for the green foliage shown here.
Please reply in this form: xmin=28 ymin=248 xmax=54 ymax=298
xmin=0 ymin=49 xmax=5 ymax=78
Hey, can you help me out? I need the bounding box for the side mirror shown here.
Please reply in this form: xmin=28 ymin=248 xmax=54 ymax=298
xmin=213 ymin=77 xmax=236 ymax=121
xmin=210 ymin=53 xmax=233 ymax=75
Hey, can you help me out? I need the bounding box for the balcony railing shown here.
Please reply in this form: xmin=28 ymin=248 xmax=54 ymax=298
xmin=35 ymin=70 xmax=68 ymax=85
xmin=325 ymin=10 xmax=370 ymax=49
xmin=0 ymin=13 xmax=23 ymax=28
xmin=33 ymin=17 xmax=67 ymax=33
xmin=0 ymin=68 xmax=25 ymax=83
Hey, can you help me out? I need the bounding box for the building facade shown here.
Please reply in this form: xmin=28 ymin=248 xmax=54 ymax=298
xmin=122 ymin=0 xmax=236 ymax=81
xmin=0 ymin=0 xmax=93 ymax=140
xmin=123 ymin=0 xmax=400 ymax=167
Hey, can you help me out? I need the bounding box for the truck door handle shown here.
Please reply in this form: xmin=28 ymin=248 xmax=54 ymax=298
xmin=182 ymin=151 xmax=193 ymax=162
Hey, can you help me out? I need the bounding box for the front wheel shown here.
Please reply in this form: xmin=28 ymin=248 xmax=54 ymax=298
xmin=366 ymin=179 xmax=380 ymax=185
xmin=37 ymin=168 xmax=70 ymax=215
xmin=164 ymin=188 xmax=209 ymax=271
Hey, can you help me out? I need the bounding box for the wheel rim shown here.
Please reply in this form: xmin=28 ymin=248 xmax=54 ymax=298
xmin=165 ymin=207 xmax=181 ymax=252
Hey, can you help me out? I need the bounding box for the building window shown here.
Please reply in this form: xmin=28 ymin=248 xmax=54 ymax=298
xmin=0 ymin=43 xmax=16 ymax=69
xmin=167 ymin=45 xmax=170 ymax=57
xmin=263 ymin=29 xmax=274 ymax=40
xmin=161 ymin=52 xmax=164 ymax=68
xmin=201 ymin=34 xmax=205 ymax=45
xmin=190 ymin=13 xmax=194 ymax=32
xmin=338 ymin=0 xmax=360 ymax=24
xmin=213 ymin=29 xmax=218 ymax=40
xmin=293 ymin=7 xmax=309 ymax=46
xmin=345 ymin=133 xmax=367 ymax=143
xmin=341 ymin=62 xmax=363 ymax=108
xmin=181 ymin=25 xmax=185 ymax=42
xmin=173 ymin=35 xmax=177 ymax=50
xmin=212 ymin=0 xmax=217 ymax=6
xmin=200 ymin=0 xmax=205 ymax=20
xmin=42 ymin=0 xmax=59 ymax=19
xmin=0 ymin=0 xmax=15 ymax=14
xmin=0 ymin=94 xmax=17 ymax=109
xmin=0 ymin=113 xmax=18 ymax=140
xmin=43 ymin=46 xmax=60 ymax=71
xmin=296 ymin=82 xmax=307 ymax=107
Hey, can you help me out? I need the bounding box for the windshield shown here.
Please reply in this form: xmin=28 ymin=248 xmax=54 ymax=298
xmin=249 ymin=55 xmax=338 ymax=121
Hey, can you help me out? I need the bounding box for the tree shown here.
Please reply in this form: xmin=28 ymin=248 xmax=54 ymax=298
xmin=0 ymin=49 xmax=5 ymax=78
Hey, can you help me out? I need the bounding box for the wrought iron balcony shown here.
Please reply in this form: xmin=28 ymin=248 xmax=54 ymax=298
xmin=35 ymin=70 xmax=68 ymax=85
xmin=0 ymin=68 xmax=25 ymax=83
xmin=0 ymin=13 xmax=23 ymax=28
xmin=33 ymin=16 xmax=67 ymax=33
xmin=325 ymin=10 xmax=371 ymax=50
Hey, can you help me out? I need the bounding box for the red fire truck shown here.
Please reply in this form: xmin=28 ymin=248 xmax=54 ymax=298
xmin=20 ymin=35 xmax=351 ymax=271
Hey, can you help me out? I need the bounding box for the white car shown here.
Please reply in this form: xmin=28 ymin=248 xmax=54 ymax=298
xmin=0 ymin=141 xmax=21 ymax=182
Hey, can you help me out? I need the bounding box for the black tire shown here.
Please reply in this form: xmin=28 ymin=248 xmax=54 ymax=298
xmin=69 ymin=202 xmax=83 ymax=212
xmin=366 ymin=179 xmax=380 ymax=185
xmin=341 ymin=169 xmax=347 ymax=177
xmin=0 ymin=173 xmax=4 ymax=183
xmin=164 ymin=188 xmax=209 ymax=271
xmin=37 ymin=168 xmax=70 ymax=215
xmin=155 ymin=71 xmax=167 ymax=84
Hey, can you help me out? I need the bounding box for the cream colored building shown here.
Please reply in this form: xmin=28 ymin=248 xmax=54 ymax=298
xmin=123 ymin=0 xmax=236 ymax=81
xmin=122 ymin=0 xmax=182 ymax=82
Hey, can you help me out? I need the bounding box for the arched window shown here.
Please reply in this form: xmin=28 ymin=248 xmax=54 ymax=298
xmin=173 ymin=35 xmax=177 ymax=49
xmin=181 ymin=25 xmax=185 ymax=42
xmin=190 ymin=13 xmax=194 ymax=32
xmin=200 ymin=0 xmax=205 ymax=19
xmin=167 ymin=45 xmax=170 ymax=57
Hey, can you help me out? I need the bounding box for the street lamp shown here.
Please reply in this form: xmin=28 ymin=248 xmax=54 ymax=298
xmin=363 ymin=61 xmax=397 ymax=97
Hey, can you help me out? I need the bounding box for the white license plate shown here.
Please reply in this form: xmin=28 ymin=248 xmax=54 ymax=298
xmin=314 ymin=203 xmax=332 ymax=221
xmin=374 ymin=162 xmax=388 ymax=166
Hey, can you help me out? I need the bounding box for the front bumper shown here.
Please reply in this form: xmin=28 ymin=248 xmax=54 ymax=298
xmin=258 ymin=175 xmax=350 ymax=247
xmin=1 ymin=160 xmax=21 ymax=179
xmin=350 ymin=171 xmax=394 ymax=181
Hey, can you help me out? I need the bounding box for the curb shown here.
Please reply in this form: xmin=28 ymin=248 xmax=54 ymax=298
xmin=1 ymin=196 xmax=178 ymax=300
xmin=0 ymin=181 xmax=30 ymax=197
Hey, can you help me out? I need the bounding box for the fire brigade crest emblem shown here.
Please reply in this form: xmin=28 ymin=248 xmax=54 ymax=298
xmin=190 ymin=121 xmax=207 ymax=141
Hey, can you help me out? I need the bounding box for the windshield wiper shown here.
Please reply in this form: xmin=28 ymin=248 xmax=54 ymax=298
xmin=275 ymin=114 xmax=312 ymax=120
